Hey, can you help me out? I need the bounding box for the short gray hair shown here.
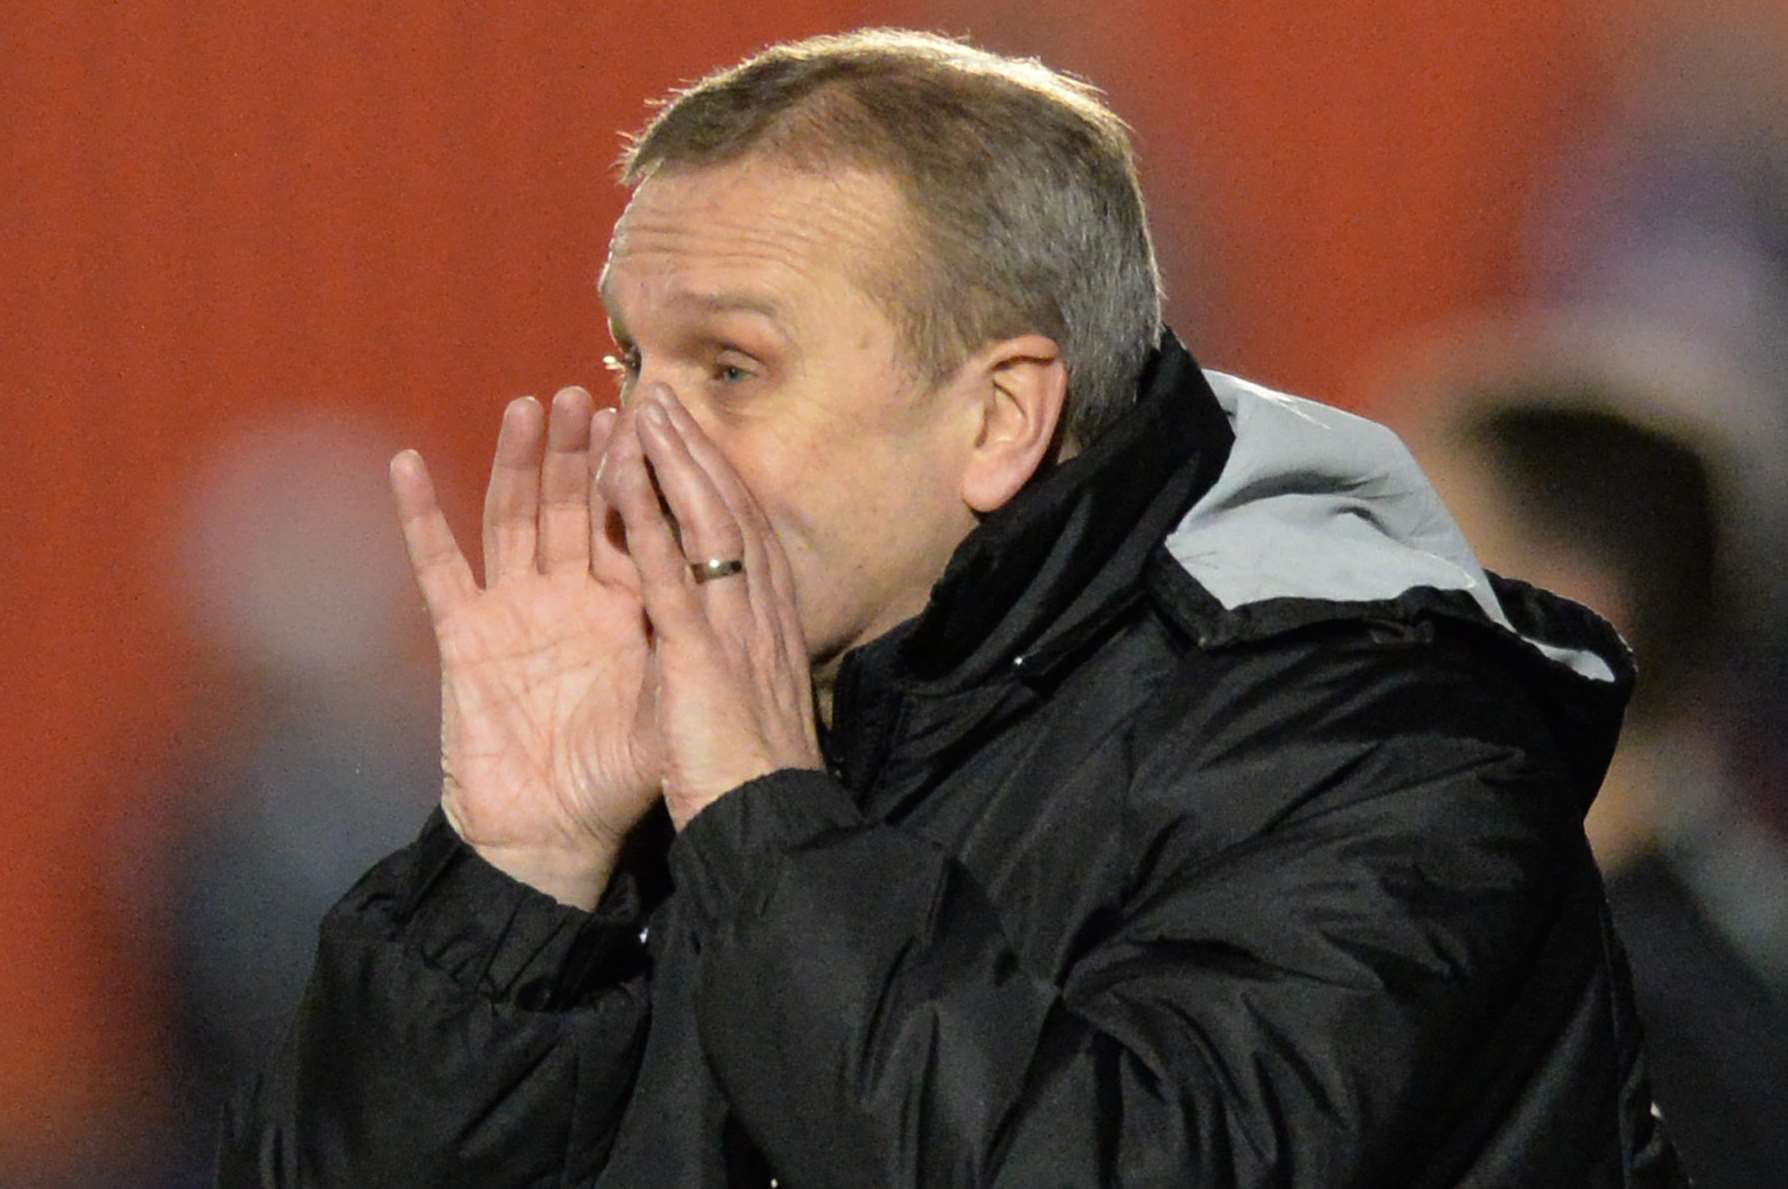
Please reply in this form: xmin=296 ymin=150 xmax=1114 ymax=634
xmin=619 ymin=28 xmax=1164 ymax=448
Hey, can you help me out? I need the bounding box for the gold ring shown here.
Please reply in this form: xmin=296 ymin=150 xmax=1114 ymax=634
xmin=690 ymin=557 xmax=745 ymax=583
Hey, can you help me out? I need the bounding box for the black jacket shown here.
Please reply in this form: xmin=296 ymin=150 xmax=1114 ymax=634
xmin=221 ymin=334 xmax=1683 ymax=1187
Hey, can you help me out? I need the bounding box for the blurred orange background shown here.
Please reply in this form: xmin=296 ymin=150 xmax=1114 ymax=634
xmin=4 ymin=0 xmax=1779 ymax=1177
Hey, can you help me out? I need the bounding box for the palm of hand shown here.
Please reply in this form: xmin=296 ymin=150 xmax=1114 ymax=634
xmin=390 ymin=389 xmax=668 ymax=905
xmin=437 ymin=571 xmax=661 ymax=858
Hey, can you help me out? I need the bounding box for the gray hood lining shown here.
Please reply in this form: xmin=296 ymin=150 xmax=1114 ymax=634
xmin=1165 ymin=372 xmax=1615 ymax=683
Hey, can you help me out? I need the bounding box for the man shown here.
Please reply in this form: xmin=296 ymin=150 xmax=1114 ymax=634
xmin=221 ymin=30 xmax=1681 ymax=1187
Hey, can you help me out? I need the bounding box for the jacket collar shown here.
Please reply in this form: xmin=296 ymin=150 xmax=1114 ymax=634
xmin=823 ymin=329 xmax=1231 ymax=797
xmin=888 ymin=327 xmax=1234 ymax=689
xmin=826 ymin=328 xmax=1230 ymax=733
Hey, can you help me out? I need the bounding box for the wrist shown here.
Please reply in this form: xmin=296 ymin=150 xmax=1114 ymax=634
xmin=665 ymin=761 xmax=772 ymax=832
xmin=482 ymin=850 xmax=615 ymax=911
xmin=440 ymin=809 xmax=619 ymax=911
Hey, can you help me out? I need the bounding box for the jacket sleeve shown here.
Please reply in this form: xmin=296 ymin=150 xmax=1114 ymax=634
xmin=216 ymin=808 xmax=653 ymax=1188
xmin=668 ymin=630 xmax=1644 ymax=1187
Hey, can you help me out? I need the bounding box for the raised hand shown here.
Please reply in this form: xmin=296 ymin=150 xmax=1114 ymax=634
xmin=389 ymin=387 xmax=662 ymax=908
xmin=599 ymin=384 xmax=824 ymax=830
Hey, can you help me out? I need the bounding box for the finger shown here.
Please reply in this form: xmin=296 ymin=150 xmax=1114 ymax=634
xmin=389 ymin=449 xmax=477 ymax=620
xmin=587 ymin=406 xmax=635 ymax=586
xmin=636 ymin=395 xmax=750 ymax=603
xmin=538 ymin=386 xmax=594 ymax=575
xmin=652 ymin=389 xmax=798 ymax=612
xmin=651 ymin=391 xmax=805 ymax=664
xmin=481 ymin=396 xmax=545 ymax=587
xmin=599 ymin=406 xmax=705 ymax=637
xmin=638 ymin=396 xmax=818 ymax=776
xmin=589 ymin=404 xmax=620 ymax=481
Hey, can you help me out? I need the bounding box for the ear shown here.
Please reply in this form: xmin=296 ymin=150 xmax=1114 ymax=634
xmin=957 ymin=334 xmax=1069 ymax=514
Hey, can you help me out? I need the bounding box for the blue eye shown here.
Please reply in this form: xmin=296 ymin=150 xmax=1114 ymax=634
xmin=716 ymin=364 xmax=750 ymax=384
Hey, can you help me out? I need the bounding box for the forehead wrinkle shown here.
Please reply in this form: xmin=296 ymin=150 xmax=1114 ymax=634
xmin=603 ymin=255 xmax=814 ymax=352
xmin=599 ymin=262 xmax=790 ymax=331
xmin=609 ymin=165 xmax=903 ymax=300
xmin=611 ymin=215 xmax=834 ymax=289
xmin=605 ymin=231 xmax=825 ymax=336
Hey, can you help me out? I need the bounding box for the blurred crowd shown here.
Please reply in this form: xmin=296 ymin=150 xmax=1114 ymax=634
xmin=1386 ymin=24 xmax=1788 ymax=1183
xmin=14 ymin=9 xmax=1788 ymax=1189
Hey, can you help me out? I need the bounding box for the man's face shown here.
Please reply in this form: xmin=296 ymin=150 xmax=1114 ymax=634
xmin=600 ymin=158 xmax=980 ymax=673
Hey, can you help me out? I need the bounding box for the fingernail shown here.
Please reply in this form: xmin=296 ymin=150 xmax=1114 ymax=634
xmin=641 ymin=399 xmax=670 ymax=430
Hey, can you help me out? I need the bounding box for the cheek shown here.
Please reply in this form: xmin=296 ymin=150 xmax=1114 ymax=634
xmin=706 ymin=435 xmax=812 ymax=553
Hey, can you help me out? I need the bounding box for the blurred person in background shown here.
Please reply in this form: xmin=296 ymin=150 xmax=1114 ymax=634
xmin=1498 ymin=18 xmax=1788 ymax=1181
xmin=1395 ymin=331 xmax=1788 ymax=1189
xmin=137 ymin=413 xmax=440 ymax=1182
xmin=1527 ymin=8 xmax=1788 ymax=843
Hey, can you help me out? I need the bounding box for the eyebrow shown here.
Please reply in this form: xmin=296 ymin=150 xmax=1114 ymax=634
xmin=596 ymin=270 xmax=789 ymax=330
